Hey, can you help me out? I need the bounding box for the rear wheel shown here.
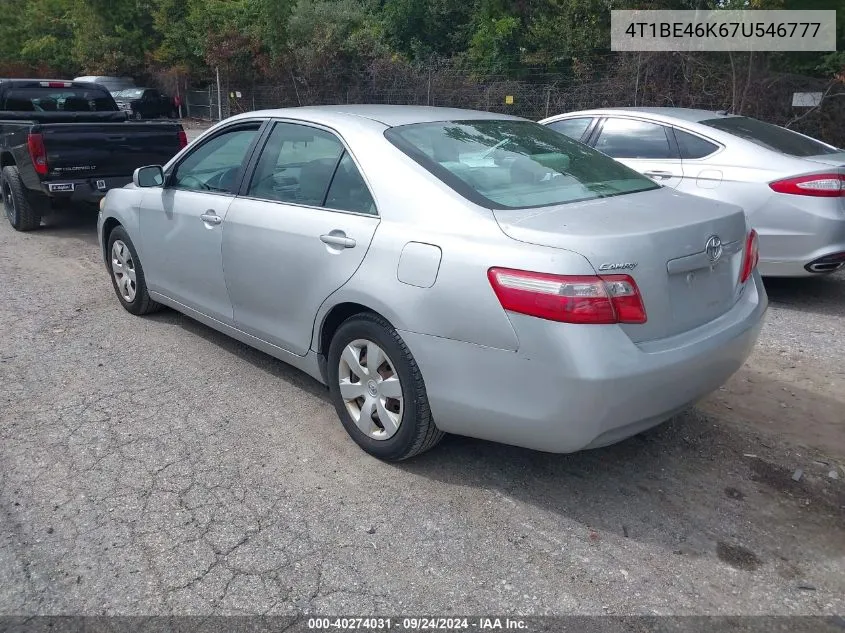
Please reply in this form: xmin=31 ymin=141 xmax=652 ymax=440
xmin=327 ymin=313 xmax=444 ymax=461
xmin=134 ymin=111 xmax=143 ymax=120
xmin=1 ymin=165 xmax=41 ymax=231
xmin=106 ymin=226 xmax=162 ymax=315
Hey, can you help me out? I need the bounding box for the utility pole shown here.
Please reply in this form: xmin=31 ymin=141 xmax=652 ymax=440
xmin=216 ymin=66 xmax=223 ymax=121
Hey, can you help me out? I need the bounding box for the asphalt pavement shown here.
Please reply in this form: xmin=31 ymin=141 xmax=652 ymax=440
xmin=0 ymin=140 xmax=842 ymax=616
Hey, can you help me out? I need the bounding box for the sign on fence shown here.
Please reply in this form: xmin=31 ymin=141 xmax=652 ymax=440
xmin=792 ymin=92 xmax=823 ymax=107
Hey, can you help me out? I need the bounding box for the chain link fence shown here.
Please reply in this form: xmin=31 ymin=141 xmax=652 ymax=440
xmin=182 ymin=54 xmax=845 ymax=145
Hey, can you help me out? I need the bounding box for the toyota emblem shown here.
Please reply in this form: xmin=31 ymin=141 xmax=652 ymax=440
xmin=705 ymin=235 xmax=723 ymax=263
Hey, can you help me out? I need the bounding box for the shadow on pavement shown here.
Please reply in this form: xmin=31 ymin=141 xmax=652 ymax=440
xmin=763 ymin=272 xmax=845 ymax=317
xmin=38 ymin=207 xmax=100 ymax=246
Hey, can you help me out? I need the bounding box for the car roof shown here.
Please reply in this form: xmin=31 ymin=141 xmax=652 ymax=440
xmin=542 ymin=107 xmax=737 ymax=125
xmin=229 ymin=105 xmax=525 ymax=128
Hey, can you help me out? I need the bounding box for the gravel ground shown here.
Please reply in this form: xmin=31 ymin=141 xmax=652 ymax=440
xmin=0 ymin=172 xmax=843 ymax=617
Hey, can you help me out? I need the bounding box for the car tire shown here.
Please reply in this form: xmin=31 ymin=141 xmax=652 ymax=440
xmin=134 ymin=111 xmax=143 ymax=120
xmin=106 ymin=226 xmax=162 ymax=316
xmin=2 ymin=165 xmax=42 ymax=231
xmin=327 ymin=313 xmax=444 ymax=461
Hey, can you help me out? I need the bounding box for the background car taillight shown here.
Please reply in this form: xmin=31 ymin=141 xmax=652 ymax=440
xmin=769 ymin=173 xmax=845 ymax=197
xmin=487 ymin=268 xmax=647 ymax=324
xmin=178 ymin=130 xmax=188 ymax=149
xmin=739 ymin=229 xmax=759 ymax=284
xmin=27 ymin=133 xmax=48 ymax=176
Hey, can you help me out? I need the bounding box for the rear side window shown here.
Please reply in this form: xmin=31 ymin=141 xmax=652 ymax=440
xmin=325 ymin=152 xmax=376 ymax=214
xmin=2 ymin=87 xmax=117 ymax=112
xmin=675 ymin=129 xmax=719 ymax=159
xmin=249 ymin=122 xmax=344 ymax=206
xmin=595 ymin=118 xmax=674 ymax=159
xmin=546 ymin=117 xmax=593 ymax=141
xmin=385 ymin=119 xmax=658 ymax=210
xmin=700 ymin=116 xmax=838 ymax=157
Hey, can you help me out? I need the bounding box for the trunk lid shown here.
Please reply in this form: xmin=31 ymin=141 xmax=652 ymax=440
xmin=803 ymin=151 xmax=845 ymax=169
xmin=39 ymin=120 xmax=183 ymax=180
xmin=493 ymin=188 xmax=749 ymax=343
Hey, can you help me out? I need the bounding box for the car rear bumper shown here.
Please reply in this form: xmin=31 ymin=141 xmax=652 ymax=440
xmin=755 ymin=195 xmax=845 ymax=277
xmin=40 ymin=177 xmax=131 ymax=205
xmin=401 ymin=272 xmax=767 ymax=453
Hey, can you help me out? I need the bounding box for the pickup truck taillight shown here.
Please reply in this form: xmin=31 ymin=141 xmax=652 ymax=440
xmin=27 ymin=133 xmax=48 ymax=176
xmin=178 ymin=130 xmax=188 ymax=149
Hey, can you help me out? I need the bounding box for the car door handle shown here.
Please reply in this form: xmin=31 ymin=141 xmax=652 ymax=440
xmin=200 ymin=211 xmax=222 ymax=225
xmin=320 ymin=233 xmax=356 ymax=249
xmin=643 ymin=170 xmax=674 ymax=180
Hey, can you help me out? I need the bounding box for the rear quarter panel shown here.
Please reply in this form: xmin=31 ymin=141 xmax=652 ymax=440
xmin=0 ymin=120 xmax=40 ymax=189
xmin=311 ymin=125 xmax=597 ymax=353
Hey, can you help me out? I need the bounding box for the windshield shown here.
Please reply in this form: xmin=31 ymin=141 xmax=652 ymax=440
xmin=700 ymin=116 xmax=839 ymax=157
xmin=3 ymin=87 xmax=117 ymax=112
xmin=385 ymin=119 xmax=658 ymax=209
xmin=116 ymin=89 xmax=144 ymax=99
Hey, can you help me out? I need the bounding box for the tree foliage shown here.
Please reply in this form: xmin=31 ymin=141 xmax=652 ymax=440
xmin=0 ymin=0 xmax=840 ymax=81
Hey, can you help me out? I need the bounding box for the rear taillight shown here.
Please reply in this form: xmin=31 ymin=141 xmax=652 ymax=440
xmin=178 ymin=130 xmax=188 ymax=149
xmin=739 ymin=229 xmax=759 ymax=284
xmin=487 ymin=268 xmax=647 ymax=325
xmin=769 ymin=173 xmax=845 ymax=197
xmin=27 ymin=133 xmax=48 ymax=176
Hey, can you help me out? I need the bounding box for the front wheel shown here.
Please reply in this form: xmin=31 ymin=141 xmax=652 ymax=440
xmin=133 ymin=111 xmax=143 ymax=120
xmin=327 ymin=313 xmax=444 ymax=461
xmin=106 ymin=226 xmax=162 ymax=315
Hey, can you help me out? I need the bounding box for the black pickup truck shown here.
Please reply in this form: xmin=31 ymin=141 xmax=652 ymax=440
xmin=0 ymin=79 xmax=187 ymax=231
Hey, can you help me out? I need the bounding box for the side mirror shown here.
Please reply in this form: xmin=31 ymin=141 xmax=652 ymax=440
xmin=133 ymin=165 xmax=164 ymax=188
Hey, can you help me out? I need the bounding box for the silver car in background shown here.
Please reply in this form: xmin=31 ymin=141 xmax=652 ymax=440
xmin=98 ymin=106 xmax=766 ymax=461
xmin=540 ymin=108 xmax=845 ymax=277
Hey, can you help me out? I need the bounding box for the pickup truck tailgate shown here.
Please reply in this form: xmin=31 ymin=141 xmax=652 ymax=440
xmin=40 ymin=122 xmax=184 ymax=179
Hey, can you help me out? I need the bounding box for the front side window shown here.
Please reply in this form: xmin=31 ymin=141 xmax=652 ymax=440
xmin=700 ymin=116 xmax=839 ymax=157
xmin=385 ymin=119 xmax=658 ymax=209
xmin=546 ymin=117 xmax=593 ymax=141
xmin=595 ymin=118 xmax=674 ymax=159
xmin=172 ymin=125 xmax=260 ymax=193
xmin=249 ymin=123 xmax=375 ymax=213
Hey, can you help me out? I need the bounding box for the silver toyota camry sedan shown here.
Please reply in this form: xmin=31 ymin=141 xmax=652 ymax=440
xmin=98 ymin=105 xmax=767 ymax=461
xmin=540 ymin=108 xmax=845 ymax=277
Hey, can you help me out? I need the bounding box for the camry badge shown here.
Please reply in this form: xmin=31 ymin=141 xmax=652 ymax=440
xmin=705 ymin=235 xmax=723 ymax=263
xmin=598 ymin=262 xmax=638 ymax=271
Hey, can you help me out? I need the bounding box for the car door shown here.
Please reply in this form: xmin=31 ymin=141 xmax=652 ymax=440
xmin=223 ymin=120 xmax=380 ymax=356
xmin=142 ymin=90 xmax=160 ymax=117
xmin=591 ymin=117 xmax=683 ymax=188
xmin=671 ymin=126 xmax=723 ymax=196
xmin=138 ymin=120 xmax=264 ymax=323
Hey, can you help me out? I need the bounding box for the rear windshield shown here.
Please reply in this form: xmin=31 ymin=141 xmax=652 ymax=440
xmin=116 ymin=89 xmax=145 ymax=99
xmin=2 ymin=87 xmax=117 ymax=112
xmin=700 ymin=116 xmax=839 ymax=157
xmin=385 ymin=119 xmax=658 ymax=209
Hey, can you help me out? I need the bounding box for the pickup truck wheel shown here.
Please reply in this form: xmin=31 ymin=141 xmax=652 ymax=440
xmin=106 ymin=226 xmax=162 ymax=316
xmin=1 ymin=166 xmax=41 ymax=231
